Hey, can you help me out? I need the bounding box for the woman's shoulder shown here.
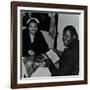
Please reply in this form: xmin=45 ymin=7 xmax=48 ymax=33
xmin=36 ymin=30 xmax=44 ymax=37
xmin=23 ymin=29 xmax=29 ymax=35
xmin=23 ymin=28 xmax=28 ymax=33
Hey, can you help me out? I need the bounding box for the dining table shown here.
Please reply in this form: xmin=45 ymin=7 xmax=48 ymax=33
xmin=21 ymin=55 xmax=51 ymax=78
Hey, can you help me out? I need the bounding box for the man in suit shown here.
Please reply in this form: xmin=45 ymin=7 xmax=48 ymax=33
xmin=46 ymin=25 xmax=79 ymax=76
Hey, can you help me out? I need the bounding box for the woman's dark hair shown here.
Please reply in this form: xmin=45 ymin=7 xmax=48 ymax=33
xmin=63 ymin=25 xmax=78 ymax=40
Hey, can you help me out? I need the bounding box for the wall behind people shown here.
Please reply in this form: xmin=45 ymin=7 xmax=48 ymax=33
xmin=57 ymin=13 xmax=79 ymax=51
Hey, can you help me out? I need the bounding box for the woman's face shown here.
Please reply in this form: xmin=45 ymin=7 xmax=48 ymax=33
xmin=29 ymin=22 xmax=38 ymax=35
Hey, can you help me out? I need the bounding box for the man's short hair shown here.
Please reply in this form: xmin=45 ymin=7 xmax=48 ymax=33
xmin=63 ymin=25 xmax=78 ymax=40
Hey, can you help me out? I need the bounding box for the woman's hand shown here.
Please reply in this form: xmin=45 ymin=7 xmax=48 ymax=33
xmin=28 ymin=50 xmax=35 ymax=56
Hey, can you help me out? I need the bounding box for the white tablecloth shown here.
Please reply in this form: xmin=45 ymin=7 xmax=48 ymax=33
xmin=31 ymin=67 xmax=51 ymax=77
xmin=22 ymin=61 xmax=51 ymax=78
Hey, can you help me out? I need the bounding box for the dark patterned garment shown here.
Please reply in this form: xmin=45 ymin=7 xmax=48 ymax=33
xmin=22 ymin=29 xmax=49 ymax=57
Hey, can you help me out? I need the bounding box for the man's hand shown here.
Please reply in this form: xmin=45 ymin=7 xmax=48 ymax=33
xmin=53 ymin=49 xmax=62 ymax=57
xmin=45 ymin=58 xmax=54 ymax=67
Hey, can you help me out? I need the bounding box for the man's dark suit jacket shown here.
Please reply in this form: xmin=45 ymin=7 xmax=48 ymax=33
xmin=22 ymin=29 xmax=49 ymax=57
xmin=48 ymin=40 xmax=79 ymax=76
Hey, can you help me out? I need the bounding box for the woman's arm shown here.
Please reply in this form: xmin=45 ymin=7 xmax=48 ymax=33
xmin=37 ymin=31 xmax=49 ymax=53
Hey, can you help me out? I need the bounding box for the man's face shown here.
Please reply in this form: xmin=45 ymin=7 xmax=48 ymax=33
xmin=29 ymin=22 xmax=38 ymax=35
xmin=63 ymin=30 xmax=74 ymax=46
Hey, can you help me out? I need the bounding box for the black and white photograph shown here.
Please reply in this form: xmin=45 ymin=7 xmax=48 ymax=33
xmin=21 ymin=11 xmax=79 ymax=78
xmin=11 ymin=1 xmax=87 ymax=88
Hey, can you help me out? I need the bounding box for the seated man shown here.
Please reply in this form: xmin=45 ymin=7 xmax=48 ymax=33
xmin=46 ymin=25 xmax=79 ymax=76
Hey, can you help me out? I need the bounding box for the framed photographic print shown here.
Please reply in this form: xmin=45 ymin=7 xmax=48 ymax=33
xmin=11 ymin=1 xmax=88 ymax=89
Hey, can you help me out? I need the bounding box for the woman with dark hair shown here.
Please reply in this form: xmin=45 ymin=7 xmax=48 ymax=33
xmin=46 ymin=25 xmax=79 ymax=76
xmin=22 ymin=18 xmax=49 ymax=57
